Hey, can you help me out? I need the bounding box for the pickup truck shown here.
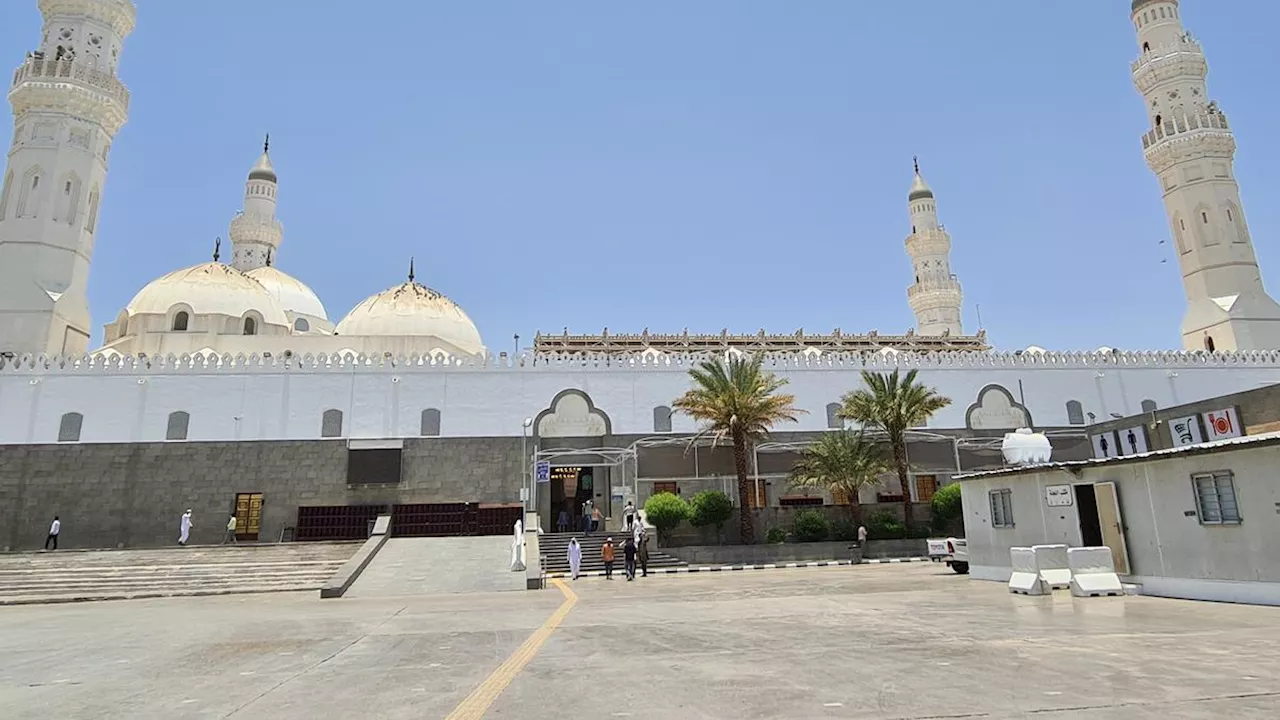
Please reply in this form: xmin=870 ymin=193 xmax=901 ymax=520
xmin=926 ymin=537 xmax=969 ymax=574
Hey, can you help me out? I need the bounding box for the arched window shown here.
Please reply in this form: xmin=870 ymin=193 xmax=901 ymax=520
xmin=58 ymin=412 xmax=84 ymax=442
xmin=1173 ymin=214 xmax=1189 ymax=254
xmin=653 ymin=406 xmax=673 ymax=433
xmin=1204 ymin=335 xmax=1216 ymax=352
xmin=826 ymin=402 xmax=843 ymax=429
xmin=56 ymin=172 xmax=81 ymax=225
xmin=1065 ymin=400 xmax=1085 ymax=426
xmin=293 ymin=317 xmax=310 ymax=332
xmin=321 ymin=409 xmax=343 ymax=438
xmin=16 ymin=166 xmax=42 ymax=218
xmin=166 ymin=411 xmax=190 ymax=440
xmin=172 ymin=311 xmax=189 ymax=331
xmin=0 ymin=170 xmax=12 ymax=221
xmin=1143 ymin=41 xmax=1150 ymax=52
xmin=243 ymin=316 xmax=257 ymax=335
xmin=85 ymin=186 xmax=100 ymax=233
xmin=1140 ymin=399 xmax=1158 ymax=414
xmin=420 ymin=408 xmax=442 ymax=437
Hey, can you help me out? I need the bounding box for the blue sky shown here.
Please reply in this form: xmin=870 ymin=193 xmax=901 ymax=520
xmin=5 ymin=1 xmax=1280 ymax=352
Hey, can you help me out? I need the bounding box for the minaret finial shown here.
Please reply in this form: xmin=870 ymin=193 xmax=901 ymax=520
xmin=408 ymin=257 xmax=415 ymax=283
xmin=213 ymin=237 xmax=221 ymax=262
xmin=913 ymin=156 xmax=920 ymax=174
xmin=264 ymin=133 xmax=270 ymax=154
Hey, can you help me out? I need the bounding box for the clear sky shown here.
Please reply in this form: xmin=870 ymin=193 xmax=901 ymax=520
xmin=5 ymin=1 xmax=1280 ymax=352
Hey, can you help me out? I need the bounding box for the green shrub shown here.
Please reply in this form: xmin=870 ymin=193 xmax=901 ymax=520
xmin=791 ymin=509 xmax=831 ymax=543
xmin=930 ymin=483 xmax=964 ymax=535
xmin=688 ymin=490 xmax=734 ymax=542
xmin=765 ymin=526 xmax=788 ymax=544
xmin=866 ymin=509 xmax=905 ymax=540
xmin=644 ymin=492 xmax=690 ymax=542
xmin=830 ymin=519 xmax=858 ymax=542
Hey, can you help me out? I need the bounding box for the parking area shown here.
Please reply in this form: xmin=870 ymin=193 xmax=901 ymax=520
xmin=1 ymin=562 xmax=1277 ymax=718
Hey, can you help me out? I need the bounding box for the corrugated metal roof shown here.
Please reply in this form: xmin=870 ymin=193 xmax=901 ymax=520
xmin=954 ymin=431 xmax=1280 ymax=480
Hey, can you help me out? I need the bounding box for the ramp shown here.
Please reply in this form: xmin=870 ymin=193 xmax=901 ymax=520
xmin=345 ymin=536 xmax=524 ymax=597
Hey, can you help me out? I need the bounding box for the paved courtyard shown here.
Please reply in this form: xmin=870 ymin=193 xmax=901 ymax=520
xmin=1 ymin=562 xmax=1278 ymax=719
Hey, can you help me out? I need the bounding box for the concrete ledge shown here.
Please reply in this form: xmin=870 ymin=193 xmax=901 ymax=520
xmin=319 ymin=515 xmax=391 ymax=599
xmin=669 ymin=541 xmax=860 ymax=566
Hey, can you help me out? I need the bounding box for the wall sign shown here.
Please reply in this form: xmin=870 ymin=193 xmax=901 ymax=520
xmin=1168 ymin=414 xmax=1204 ymax=447
xmin=1202 ymin=407 xmax=1242 ymax=441
xmin=1045 ymin=484 xmax=1073 ymax=507
xmin=1090 ymin=431 xmax=1119 ymax=459
xmin=1115 ymin=426 xmax=1149 ymax=456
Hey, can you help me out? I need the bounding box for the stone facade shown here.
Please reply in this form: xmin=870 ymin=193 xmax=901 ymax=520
xmin=0 ymin=436 xmax=523 ymax=551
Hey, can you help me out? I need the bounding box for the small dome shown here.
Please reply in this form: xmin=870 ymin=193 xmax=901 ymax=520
xmin=125 ymin=262 xmax=288 ymax=325
xmin=336 ymin=280 xmax=485 ymax=355
xmin=909 ymin=171 xmax=933 ymax=202
xmin=248 ymin=151 xmax=276 ymax=183
xmin=246 ymin=266 xmax=328 ymax=321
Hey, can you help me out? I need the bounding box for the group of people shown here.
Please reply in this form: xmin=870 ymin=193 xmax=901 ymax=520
xmin=557 ymin=499 xmax=605 ymax=535
xmin=566 ymin=501 xmax=650 ymax=581
xmin=40 ymin=510 xmax=240 ymax=550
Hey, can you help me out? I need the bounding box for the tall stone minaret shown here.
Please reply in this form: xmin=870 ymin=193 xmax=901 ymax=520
xmin=0 ymin=0 xmax=136 ymax=357
xmin=905 ymin=159 xmax=964 ymax=337
xmin=229 ymin=137 xmax=283 ymax=272
xmin=1132 ymin=0 xmax=1280 ymax=351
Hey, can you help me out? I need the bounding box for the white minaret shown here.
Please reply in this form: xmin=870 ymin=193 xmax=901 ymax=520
xmin=0 ymin=0 xmax=135 ymax=357
xmin=1132 ymin=0 xmax=1280 ymax=351
xmin=904 ymin=159 xmax=964 ymax=337
xmin=229 ymin=136 xmax=283 ymax=271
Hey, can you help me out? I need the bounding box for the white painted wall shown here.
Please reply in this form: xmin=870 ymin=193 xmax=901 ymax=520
xmin=2 ymin=350 xmax=1280 ymax=444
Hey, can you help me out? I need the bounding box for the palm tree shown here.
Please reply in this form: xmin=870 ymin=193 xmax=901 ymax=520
xmin=790 ymin=430 xmax=889 ymax=526
xmin=673 ymin=354 xmax=803 ymax=544
xmin=839 ymin=369 xmax=951 ymax=532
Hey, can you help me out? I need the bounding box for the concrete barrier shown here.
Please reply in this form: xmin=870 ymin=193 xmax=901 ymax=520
xmin=1032 ymin=544 xmax=1072 ymax=590
xmin=1068 ymin=546 xmax=1124 ymax=598
xmin=319 ymin=515 xmax=391 ymax=599
xmin=1008 ymin=546 xmax=1046 ymax=595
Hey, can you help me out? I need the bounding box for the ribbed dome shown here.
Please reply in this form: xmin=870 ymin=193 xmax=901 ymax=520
xmin=125 ymin=262 xmax=288 ymax=325
xmin=246 ymin=266 xmax=327 ymax=321
xmin=336 ymin=281 xmax=484 ymax=355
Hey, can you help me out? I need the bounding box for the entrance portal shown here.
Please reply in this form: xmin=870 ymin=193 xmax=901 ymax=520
xmin=549 ymin=466 xmax=596 ymax=532
xmin=1074 ymin=484 xmax=1102 ymax=547
xmin=234 ymin=492 xmax=263 ymax=541
xmin=1073 ymin=482 xmax=1130 ymax=574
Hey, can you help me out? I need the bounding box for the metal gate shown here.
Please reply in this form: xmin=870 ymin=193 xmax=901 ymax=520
xmin=391 ymin=503 xmax=523 ymax=537
xmin=295 ymin=505 xmax=386 ymax=541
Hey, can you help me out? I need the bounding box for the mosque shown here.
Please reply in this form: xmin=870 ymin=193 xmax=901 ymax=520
xmin=2 ymin=0 xmax=1280 ymax=547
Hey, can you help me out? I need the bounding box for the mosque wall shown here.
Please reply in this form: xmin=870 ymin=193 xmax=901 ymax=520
xmin=1 ymin=352 xmax=1280 ymax=445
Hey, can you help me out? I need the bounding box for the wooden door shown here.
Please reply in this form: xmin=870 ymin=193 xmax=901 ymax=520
xmin=915 ymin=475 xmax=938 ymax=503
xmin=235 ymin=493 xmax=263 ymax=541
xmin=1093 ymin=482 xmax=1130 ymax=575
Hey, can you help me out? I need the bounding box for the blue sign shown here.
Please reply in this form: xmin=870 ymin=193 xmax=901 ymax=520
xmin=535 ymin=461 xmax=551 ymax=484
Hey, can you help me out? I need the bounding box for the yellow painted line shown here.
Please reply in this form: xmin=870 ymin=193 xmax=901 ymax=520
xmin=445 ymin=579 xmax=579 ymax=720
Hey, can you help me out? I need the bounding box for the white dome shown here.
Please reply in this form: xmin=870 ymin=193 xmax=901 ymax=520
xmin=335 ymin=281 xmax=485 ymax=355
xmin=246 ymin=266 xmax=328 ymax=321
xmin=125 ymin=262 xmax=288 ymax=326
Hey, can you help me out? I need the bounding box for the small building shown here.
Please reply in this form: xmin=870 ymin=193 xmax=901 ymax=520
xmin=956 ymin=432 xmax=1280 ymax=606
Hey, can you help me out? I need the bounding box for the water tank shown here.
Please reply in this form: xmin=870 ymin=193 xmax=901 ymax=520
xmin=1002 ymin=428 xmax=1052 ymax=465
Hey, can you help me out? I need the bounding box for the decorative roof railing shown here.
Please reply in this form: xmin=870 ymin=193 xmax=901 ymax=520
xmin=533 ymin=328 xmax=989 ymax=353
xmin=3 ymin=348 xmax=1280 ymax=375
xmin=1141 ymin=109 xmax=1230 ymax=150
xmin=11 ymin=57 xmax=130 ymax=110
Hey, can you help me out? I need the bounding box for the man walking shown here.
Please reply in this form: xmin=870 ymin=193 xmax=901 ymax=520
xmin=223 ymin=514 xmax=238 ymax=544
xmin=601 ymin=537 xmax=616 ymax=580
xmin=178 ymin=509 xmax=194 ymax=546
xmin=591 ymin=505 xmax=603 ymax=534
xmin=44 ymin=516 xmax=60 ymax=550
xmin=638 ymin=526 xmax=650 ymax=577
xmin=623 ymin=535 xmax=637 ymax=581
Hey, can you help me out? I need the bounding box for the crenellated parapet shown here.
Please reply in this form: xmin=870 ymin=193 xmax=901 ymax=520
xmin=4 ymin=348 xmax=1280 ymax=375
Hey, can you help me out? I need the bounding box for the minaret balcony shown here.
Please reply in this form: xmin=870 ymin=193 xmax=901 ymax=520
xmin=908 ymin=276 xmax=962 ymax=300
xmin=1131 ymin=38 xmax=1203 ymax=73
xmin=1141 ymin=109 xmax=1230 ymax=151
xmin=10 ymin=57 xmax=129 ymax=111
xmin=229 ymin=212 xmax=283 ymax=246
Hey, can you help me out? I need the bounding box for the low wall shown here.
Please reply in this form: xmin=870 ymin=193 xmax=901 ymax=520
xmin=663 ymin=503 xmax=934 ymax=547
xmin=863 ymin=538 xmax=927 ymax=559
xmin=670 ymin=541 xmax=859 ymax=565
xmin=319 ymin=515 xmax=391 ymax=599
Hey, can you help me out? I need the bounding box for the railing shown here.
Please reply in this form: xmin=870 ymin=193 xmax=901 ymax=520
xmin=1131 ymin=38 xmax=1203 ymax=73
xmin=229 ymin=212 xmax=283 ymax=242
xmin=907 ymin=276 xmax=962 ymax=299
xmin=11 ymin=57 xmax=130 ymax=109
xmin=1141 ymin=109 xmax=1230 ymax=150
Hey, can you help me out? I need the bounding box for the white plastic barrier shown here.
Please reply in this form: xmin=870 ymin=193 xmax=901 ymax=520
xmin=1032 ymin=544 xmax=1071 ymax=589
xmin=1008 ymin=547 xmax=1047 ymax=595
xmin=1068 ymin=547 xmax=1124 ymax=597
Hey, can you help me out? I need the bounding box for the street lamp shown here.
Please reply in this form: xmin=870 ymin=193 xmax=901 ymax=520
xmin=521 ymin=417 xmax=533 ymax=514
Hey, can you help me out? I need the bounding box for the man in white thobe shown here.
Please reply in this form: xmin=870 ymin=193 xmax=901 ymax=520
xmin=178 ymin=509 xmax=193 ymax=546
xmin=567 ymin=537 xmax=582 ymax=580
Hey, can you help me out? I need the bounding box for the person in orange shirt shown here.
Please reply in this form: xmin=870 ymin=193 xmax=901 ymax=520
xmin=601 ymin=537 xmax=616 ymax=579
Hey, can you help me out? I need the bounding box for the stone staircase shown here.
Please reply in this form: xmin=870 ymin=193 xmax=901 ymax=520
xmin=0 ymin=542 xmax=361 ymax=605
xmin=537 ymin=532 xmax=686 ymax=575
